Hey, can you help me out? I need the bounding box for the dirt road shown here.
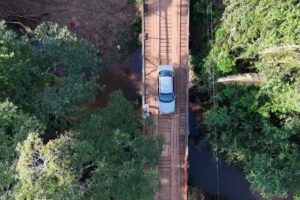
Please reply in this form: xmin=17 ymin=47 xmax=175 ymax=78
xmin=0 ymin=0 xmax=137 ymax=61
xmin=142 ymin=0 xmax=189 ymax=199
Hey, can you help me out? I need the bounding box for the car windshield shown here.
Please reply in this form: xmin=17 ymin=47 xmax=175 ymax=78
xmin=159 ymin=70 xmax=173 ymax=77
xmin=159 ymin=93 xmax=174 ymax=103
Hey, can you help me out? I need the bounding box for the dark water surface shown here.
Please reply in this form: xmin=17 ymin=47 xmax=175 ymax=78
xmin=188 ymin=110 xmax=258 ymax=200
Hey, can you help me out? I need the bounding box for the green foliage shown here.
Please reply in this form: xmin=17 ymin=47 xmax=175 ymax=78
xmin=0 ymin=23 xmax=102 ymax=197
xmin=0 ymin=21 xmax=102 ymax=129
xmin=116 ymin=16 xmax=142 ymax=61
xmin=295 ymin=192 xmax=300 ymax=200
xmin=189 ymin=0 xmax=224 ymax=85
xmin=0 ymin=100 xmax=43 ymax=159
xmin=194 ymin=1 xmax=300 ymax=197
xmin=204 ymin=86 xmax=299 ymax=197
xmin=0 ymin=100 xmax=43 ymax=198
xmin=191 ymin=1 xmax=207 ymax=23
xmin=0 ymin=21 xmax=161 ymax=200
xmin=209 ymin=0 xmax=300 ymax=74
xmin=188 ymin=186 xmax=204 ymax=200
xmin=257 ymin=48 xmax=300 ymax=115
xmin=0 ymin=162 xmax=14 ymax=200
xmin=75 ymin=91 xmax=163 ymax=200
xmin=13 ymin=133 xmax=76 ymax=199
xmin=244 ymin=152 xmax=298 ymax=198
xmin=0 ymin=92 xmax=162 ymax=199
xmin=136 ymin=0 xmax=143 ymax=8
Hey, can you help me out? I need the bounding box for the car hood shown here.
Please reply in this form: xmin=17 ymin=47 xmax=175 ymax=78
xmin=158 ymin=65 xmax=174 ymax=72
xmin=159 ymin=100 xmax=175 ymax=114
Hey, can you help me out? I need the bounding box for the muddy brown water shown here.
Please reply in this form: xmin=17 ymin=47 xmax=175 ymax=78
xmin=84 ymin=48 xmax=142 ymax=109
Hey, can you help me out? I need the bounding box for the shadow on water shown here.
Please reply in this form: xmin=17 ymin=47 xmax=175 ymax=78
xmin=188 ymin=104 xmax=259 ymax=200
xmin=188 ymin=1 xmax=259 ymax=199
xmin=84 ymin=48 xmax=142 ymax=109
xmin=188 ymin=100 xmax=295 ymax=200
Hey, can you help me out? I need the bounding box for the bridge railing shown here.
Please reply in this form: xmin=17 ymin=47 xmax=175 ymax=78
xmin=142 ymin=0 xmax=146 ymax=107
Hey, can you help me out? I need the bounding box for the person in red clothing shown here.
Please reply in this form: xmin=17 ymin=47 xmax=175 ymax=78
xmin=70 ymin=18 xmax=80 ymax=28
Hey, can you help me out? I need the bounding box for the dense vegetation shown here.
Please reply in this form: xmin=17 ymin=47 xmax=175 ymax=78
xmin=192 ymin=0 xmax=300 ymax=198
xmin=0 ymin=21 xmax=162 ymax=199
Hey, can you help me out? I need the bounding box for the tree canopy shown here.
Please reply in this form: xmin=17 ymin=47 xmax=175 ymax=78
xmin=0 ymin=100 xmax=43 ymax=198
xmin=0 ymin=21 xmax=101 ymax=130
xmin=74 ymin=92 xmax=163 ymax=200
xmin=192 ymin=0 xmax=300 ymax=198
xmin=0 ymin=21 xmax=162 ymax=200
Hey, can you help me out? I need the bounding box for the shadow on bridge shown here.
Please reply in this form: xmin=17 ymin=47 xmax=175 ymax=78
xmin=143 ymin=0 xmax=172 ymax=18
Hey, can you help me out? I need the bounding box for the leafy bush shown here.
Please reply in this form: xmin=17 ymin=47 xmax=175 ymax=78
xmin=193 ymin=0 xmax=300 ymax=198
xmin=0 ymin=21 xmax=162 ymax=200
xmin=0 ymin=21 xmax=102 ymax=130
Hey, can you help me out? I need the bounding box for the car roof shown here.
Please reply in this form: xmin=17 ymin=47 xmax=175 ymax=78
xmin=159 ymin=76 xmax=173 ymax=93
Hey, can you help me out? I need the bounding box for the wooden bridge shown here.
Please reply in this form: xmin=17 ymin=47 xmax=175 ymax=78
xmin=142 ymin=0 xmax=189 ymax=199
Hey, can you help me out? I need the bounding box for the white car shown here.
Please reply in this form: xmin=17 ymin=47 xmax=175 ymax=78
xmin=158 ymin=65 xmax=175 ymax=114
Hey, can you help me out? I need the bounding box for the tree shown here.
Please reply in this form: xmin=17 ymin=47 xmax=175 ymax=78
xmin=0 ymin=21 xmax=102 ymax=199
xmin=0 ymin=100 xmax=43 ymax=199
xmin=215 ymin=44 xmax=300 ymax=115
xmin=198 ymin=1 xmax=300 ymax=197
xmin=188 ymin=186 xmax=204 ymax=200
xmin=74 ymin=91 xmax=163 ymax=200
xmin=204 ymin=95 xmax=299 ymax=198
xmin=257 ymin=46 xmax=300 ymax=115
xmin=0 ymin=92 xmax=162 ymax=200
xmin=0 ymin=21 xmax=102 ymax=130
xmin=209 ymin=0 xmax=300 ymax=75
xmin=0 ymin=21 xmax=162 ymax=200
xmin=13 ymin=133 xmax=77 ymax=200
xmin=244 ymin=151 xmax=299 ymax=198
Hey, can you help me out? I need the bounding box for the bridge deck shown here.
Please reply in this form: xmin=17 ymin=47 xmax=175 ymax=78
xmin=142 ymin=0 xmax=189 ymax=199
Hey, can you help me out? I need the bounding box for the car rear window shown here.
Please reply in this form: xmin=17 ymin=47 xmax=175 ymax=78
xmin=159 ymin=70 xmax=173 ymax=77
xmin=159 ymin=93 xmax=174 ymax=103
